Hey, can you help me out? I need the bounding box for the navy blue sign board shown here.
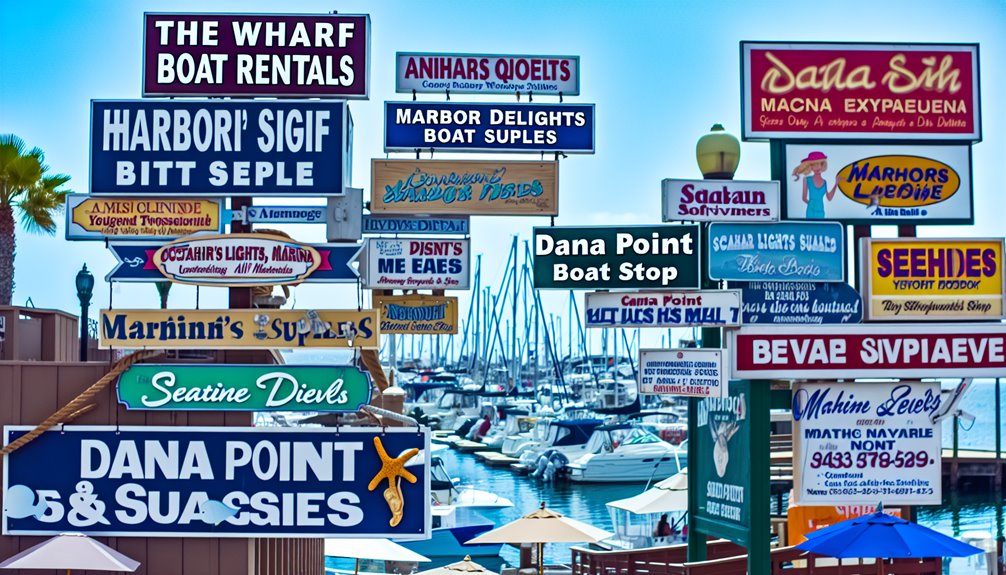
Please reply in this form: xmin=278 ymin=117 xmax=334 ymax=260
xmin=90 ymin=100 xmax=347 ymax=197
xmin=2 ymin=426 xmax=430 ymax=538
xmin=729 ymin=281 xmax=863 ymax=324
xmin=384 ymin=102 xmax=595 ymax=153
xmin=106 ymin=242 xmax=362 ymax=283
xmin=362 ymin=215 xmax=470 ymax=235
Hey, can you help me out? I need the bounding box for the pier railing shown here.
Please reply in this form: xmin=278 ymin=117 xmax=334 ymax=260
xmin=570 ymin=543 xmax=942 ymax=575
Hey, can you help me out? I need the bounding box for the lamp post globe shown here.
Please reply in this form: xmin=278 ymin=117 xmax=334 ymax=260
xmin=75 ymin=264 xmax=94 ymax=361
xmin=696 ymin=123 xmax=740 ymax=180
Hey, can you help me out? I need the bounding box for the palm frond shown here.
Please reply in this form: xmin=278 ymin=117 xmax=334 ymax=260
xmin=17 ymin=175 xmax=71 ymax=234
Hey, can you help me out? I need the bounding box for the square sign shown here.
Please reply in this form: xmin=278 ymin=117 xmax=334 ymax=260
xmin=638 ymin=349 xmax=725 ymax=397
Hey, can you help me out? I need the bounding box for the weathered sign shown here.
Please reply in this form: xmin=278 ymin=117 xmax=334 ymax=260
xmin=396 ymin=53 xmax=579 ymax=96
xmin=362 ymin=215 xmax=470 ymax=236
xmin=533 ymin=225 xmax=700 ymax=289
xmin=370 ymin=160 xmax=558 ymax=216
xmin=661 ymin=179 xmax=779 ymax=222
xmin=638 ymin=348 xmax=725 ymax=397
xmin=360 ymin=238 xmax=470 ymax=290
xmin=584 ymin=290 xmax=741 ymax=328
xmin=99 ymin=309 xmax=379 ymax=349
xmin=374 ymin=295 xmax=458 ymax=335
xmin=66 ymin=195 xmax=223 ymax=240
xmin=143 ymin=13 xmax=370 ymax=98
xmin=730 ymin=281 xmax=862 ymax=325
xmin=708 ymin=222 xmax=844 ymax=282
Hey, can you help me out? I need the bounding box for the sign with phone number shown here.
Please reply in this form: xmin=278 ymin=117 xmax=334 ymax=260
xmin=792 ymin=380 xmax=941 ymax=505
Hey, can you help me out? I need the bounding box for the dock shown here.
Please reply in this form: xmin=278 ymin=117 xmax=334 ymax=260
xmin=474 ymin=451 xmax=520 ymax=467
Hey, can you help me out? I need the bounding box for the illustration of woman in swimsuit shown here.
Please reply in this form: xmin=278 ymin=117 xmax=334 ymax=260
xmin=791 ymin=151 xmax=838 ymax=219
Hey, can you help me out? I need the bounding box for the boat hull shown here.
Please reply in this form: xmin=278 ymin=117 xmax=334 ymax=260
xmin=397 ymin=523 xmax=502 ymax=558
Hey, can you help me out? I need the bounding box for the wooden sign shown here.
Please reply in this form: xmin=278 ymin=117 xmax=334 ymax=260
xmin=374 ymin=294 xmax=458 ymax=334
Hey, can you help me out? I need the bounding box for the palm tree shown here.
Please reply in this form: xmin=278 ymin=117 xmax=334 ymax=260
xmin=0 ymin=134 xmax=72 ymax=305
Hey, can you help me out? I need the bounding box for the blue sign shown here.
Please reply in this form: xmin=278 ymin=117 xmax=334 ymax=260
xmin=90 ymin=100 xmax=346 ymax=197
xmin=3 ymin=426 xmax=430 ymax=538
xmin=729 ymin=281 xmax=862 ymax=324
xmin=708 ymin=222 xmax=844 ymax=282
xmin=362 ymin=215 xmax=470 ymax=235
xmin=243 ymin=206 xmax=327 ymax=224
xmin=384 ymin=102 xmax=595 ymax=153
xmin=106 ymin=242 xmax=362 ymax=283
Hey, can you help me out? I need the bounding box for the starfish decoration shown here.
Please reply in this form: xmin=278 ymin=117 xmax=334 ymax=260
xmin=368 ymin=436 xmax=419 ymax=527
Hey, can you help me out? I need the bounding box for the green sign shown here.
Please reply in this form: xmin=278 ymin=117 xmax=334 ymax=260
xmin=532 ymin=225 xmax=700 ymax=289
xmin=117 ymin=364 xmax=373 ymax=412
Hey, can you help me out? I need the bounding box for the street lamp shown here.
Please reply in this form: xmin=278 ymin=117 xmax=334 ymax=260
xmin=696 ymin=123 xmax=740 ymax=180
xmin=75 ymin=264 xmax=94 ymax=361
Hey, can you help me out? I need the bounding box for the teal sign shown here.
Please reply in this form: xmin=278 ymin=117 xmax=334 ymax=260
xmin=117 ymin=365 xmax=373 ymax=412
xmin=707 ymin=221 xmax=844 ymax=282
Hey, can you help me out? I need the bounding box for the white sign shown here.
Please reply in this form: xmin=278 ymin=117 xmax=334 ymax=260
xmin=361 ymin=238 xmax=470 ymax=290
xmin=396 ymin=53 xmax=579 ymax=96
xmin=152 ymin=234 xmax=321 ymax=286
xmin=662 ymin=179 xmax=780 ymax=222
xmin=638 ymin=349 xmax=725 ymax=397
xmin=585 ymin=290 xmax=742 ymax=328
xmin=793 ymin=381 xmax=942 ymax=505
xmin=242 ymin=206 xmax=327 ymax=224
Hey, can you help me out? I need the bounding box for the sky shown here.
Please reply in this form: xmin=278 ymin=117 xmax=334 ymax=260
xmin=2 ymin=0 xmax=1005 ymax=359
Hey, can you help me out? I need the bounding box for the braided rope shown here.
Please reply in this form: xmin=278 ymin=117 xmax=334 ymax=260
xmin=360 ymin=348 xmax=389 ymax=392
xmin=0 ymin=349 xmax=161 ymax=456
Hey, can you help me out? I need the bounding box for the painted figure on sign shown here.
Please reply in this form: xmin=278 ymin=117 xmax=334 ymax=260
xmin=711 ymin=419 xmax=739 ymax=478
xmin=368 ymin=436 xmax=419 ymax=527
xmin=792 ymin=151 xmax=838 ymax=219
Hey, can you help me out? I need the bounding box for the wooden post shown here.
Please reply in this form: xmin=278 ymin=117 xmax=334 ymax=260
xmin=229 ymin=197 xmax=252 ymax=308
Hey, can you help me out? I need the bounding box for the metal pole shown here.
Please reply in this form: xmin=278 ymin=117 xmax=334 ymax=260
xmin=79 ymin=303 xmax=89 ymax=361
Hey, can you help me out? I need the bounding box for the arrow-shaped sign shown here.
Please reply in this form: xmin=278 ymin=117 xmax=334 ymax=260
xmin=107 ymin=241 xmax=362 ymax=283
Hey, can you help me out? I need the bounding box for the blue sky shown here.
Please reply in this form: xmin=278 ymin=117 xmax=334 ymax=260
xmin=2 ymin=0 xmax=1005 ymax=354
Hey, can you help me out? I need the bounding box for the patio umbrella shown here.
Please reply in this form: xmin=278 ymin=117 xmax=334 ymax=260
xmin=414 ymin=555 xmax=497 ymax=575
xmin=796 ymin=509 xmax=982 ymax=575
xmin=466 ymin=503 xmax=612 ymax=575
xmin=606 ymin=469 xmax=688 ymax=515
xmin=0 ymin=532 xmax=140 ymax=573
xmin=324 ymin=538 xmax=429 ymax=574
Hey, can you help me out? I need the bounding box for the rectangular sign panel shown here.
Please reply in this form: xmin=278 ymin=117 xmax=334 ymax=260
xmin=730 ymin=324 xmax=1006 ymax=379
xmin=66 ymin=195 xmax=223 ymax=240
xmin=243 ymin=205 xmax=327 ymax=224
xmin=730 ymin=281 xmax=862 ymax=324
xmin=661 ymin=179 xmax=780 ymax=222
xmin=371 ymin=159 xmax=558 ymax=216
xmin=584 ymin=290 xmax=741 ymax=328
xmin=533 ymin=225 xmax=700 ymax=289
xmin=741 ymin=42 xmax=981 ymax=141
xmin=3 ymin=426 xmax=429 ymax=538
xmin=783 ymin=144 xmax=973 ymax=225
xmin=374 ymin=295 xmax=458 ymax=335
xmin=862 ymin=237 xmax=1005 ymax=321
xmin=99 ymin=309 xmax=379 ymax=349
xmin=143 ymin=13 xmax=370 ymax=98
xmin=638 ymin=348 xmax=725 ymax=397
xmin=117 ymin=364 xmax=373 ymax=412
xmin=362 ymin=215 xmax=470 ymax=235
xmin=396 ymin=53 xmax=579 ymax=96
xmin=91 ymin=100 xmax=346 ymax=197
xmin=708 ymin=222 xmax=844 ymax=282
xmin=793 ymin=381 xmax=941 ymax=505
xmin=384 ymin=102 xmax=595 ymax=153
xmin=360 ymin=238 xmax=470 ymax=290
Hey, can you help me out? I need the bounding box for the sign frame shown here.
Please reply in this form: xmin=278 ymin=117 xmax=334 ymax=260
xmin=152 ymin=233 xmax=322 ymax=287
xmin=240 ymin=205 xmax=328 ymax=224
xmin=638 ymin=348 xmax=726 ymax=397
xmin=707 ymin=221 xmax=845 ymax=283
xmin=395 ymin=52 xmax=580 ymax=96
xmin=661 ymin=179 xmax=780 ymax=223
xmin=360 ymin=238 xmax=471 ymax=291
xmin=65 ymin=195 xmax=224 ymax=241
xmin=374 ymin=294 xmax=459 ymax=335
xmin=584 ymin=290 xmax=742 ymax=328
xmin=362 ymin=215 xmax=470 ymax=236
xmin=730 ymin=281 xmax=862 ymax=325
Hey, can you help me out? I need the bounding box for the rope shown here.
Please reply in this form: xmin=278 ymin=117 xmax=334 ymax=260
xmin=0 ymin=349 xmax=161 ymax=456
xmin=360 ymin=347 xmax=389 ymax=392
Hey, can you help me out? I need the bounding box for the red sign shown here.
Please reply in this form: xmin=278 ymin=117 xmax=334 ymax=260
xmin=730 ymin=324 xmax=1006 ymax=379
xmin=741 ymin=42 xmax=980 ymax=141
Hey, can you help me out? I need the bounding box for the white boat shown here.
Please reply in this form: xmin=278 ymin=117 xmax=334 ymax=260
xmin=603 ymin=470 xmax=689 ymax=549
xmin=396 ymin=506 xmax=502 ymax=558
xmin=480 ymin=409 xmax=537 ymax=451
xmin=430 ymin=453 xmax=513 ymax=508
xmin=515 ymin=418 xmax=605 ymax=471
xmin=502 ymin=418 xmax=602 ymax=459
xmin=566 ymin=424 xmax=687 ymax=483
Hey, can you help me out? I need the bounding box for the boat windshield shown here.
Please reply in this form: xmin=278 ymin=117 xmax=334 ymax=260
xmin=623 ymin=428 xmax=662 ymax=445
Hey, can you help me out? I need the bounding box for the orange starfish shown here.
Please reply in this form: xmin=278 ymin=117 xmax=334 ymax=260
xmin=368 ymin=436 xmax=419 ymax=527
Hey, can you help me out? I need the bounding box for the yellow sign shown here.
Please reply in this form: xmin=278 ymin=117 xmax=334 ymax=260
xmin=374 ymin=294 xmax=458 ymax=334
xmin=787 ymin=504 xmax=900 ymax=545
xmin=836 ymin=155 xmax=961 ymax=208
xmin=863 ymin=238 xmax=1006 ymax=321
xmin=66 ymin=195 xmax=222 ymax=240
xmin=99 ymin=309 xmax=379 ymax=349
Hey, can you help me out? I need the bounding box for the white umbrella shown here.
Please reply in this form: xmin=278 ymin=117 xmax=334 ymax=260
xmin=606 ymin=469 xmax=688 ymax=515
xmin=414 ymin=555 xmax=498 ymax=575
xmin=0 ymin=532 xmax=140 ymax=573
xmin=324 ymin=538 xmax=429 ymax=574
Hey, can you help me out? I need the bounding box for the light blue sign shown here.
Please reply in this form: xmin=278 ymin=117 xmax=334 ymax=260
xmin=362 ymin=215 xmax=469 ymax=235
xmin=708 ymin=222 xmax=844 ymax=282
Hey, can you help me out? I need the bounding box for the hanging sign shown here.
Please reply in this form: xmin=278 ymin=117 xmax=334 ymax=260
xmin=783 ymin=144 xmax=973 ymax=225
xmin=384 ymin=102 xmax=595 ymax=153
xmin=533 ymin=225 xmax=700 ymax=290
xmin=99 ymin=309 xmax=379 ymax=349
xmin=116 ymin=364 xmax=373 ymax=412
xmin=793 ymin=381 xmax=942 ymax=505
xmin=396 ymin=53 xmax=579 ymax=96
xmin=370 ymin=160 xmax=558 ymax=216
xmin=730 ymin=324 xmax=1006 ymax=379
xmin=241 ymin=206 xmax=327 ymax=224
xmin=861 ymin=238 xmax=1005 ymax=321
xmin=360 ymin=238 xmax=470 ymax=290
xmin=730 ymin=281 xmax=862 ymax=325
xmin=2 ymin=426 xmax=429 ymax=538
xmin=362 ymin=215 xmax=469 ymax=235
xmin=106 ymin=241 xmax=361 ymax=284
xmin=741 ymin=42 xmax=980 ymax=141
xmin=90 ymin=100 xmax=346 ymax=197
xmin=708 ymin=222 xmax=844 ymax=282
xmin=143 ymin=13 xmax=370 ymax=98
xmin=374 ymin=295 xmax=459 ymax=335
xmin=661 ymin=179 xmax=780 ymax=222
xmin=584 ymin=290 xmax=741 ymax=328
xmin=152 ymin=233 xmax=320 ymax=286
xmin=65 ymin=195 xmax=223 ymax=241
xmin=638 ymin=348 xmax=725 ymax=397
